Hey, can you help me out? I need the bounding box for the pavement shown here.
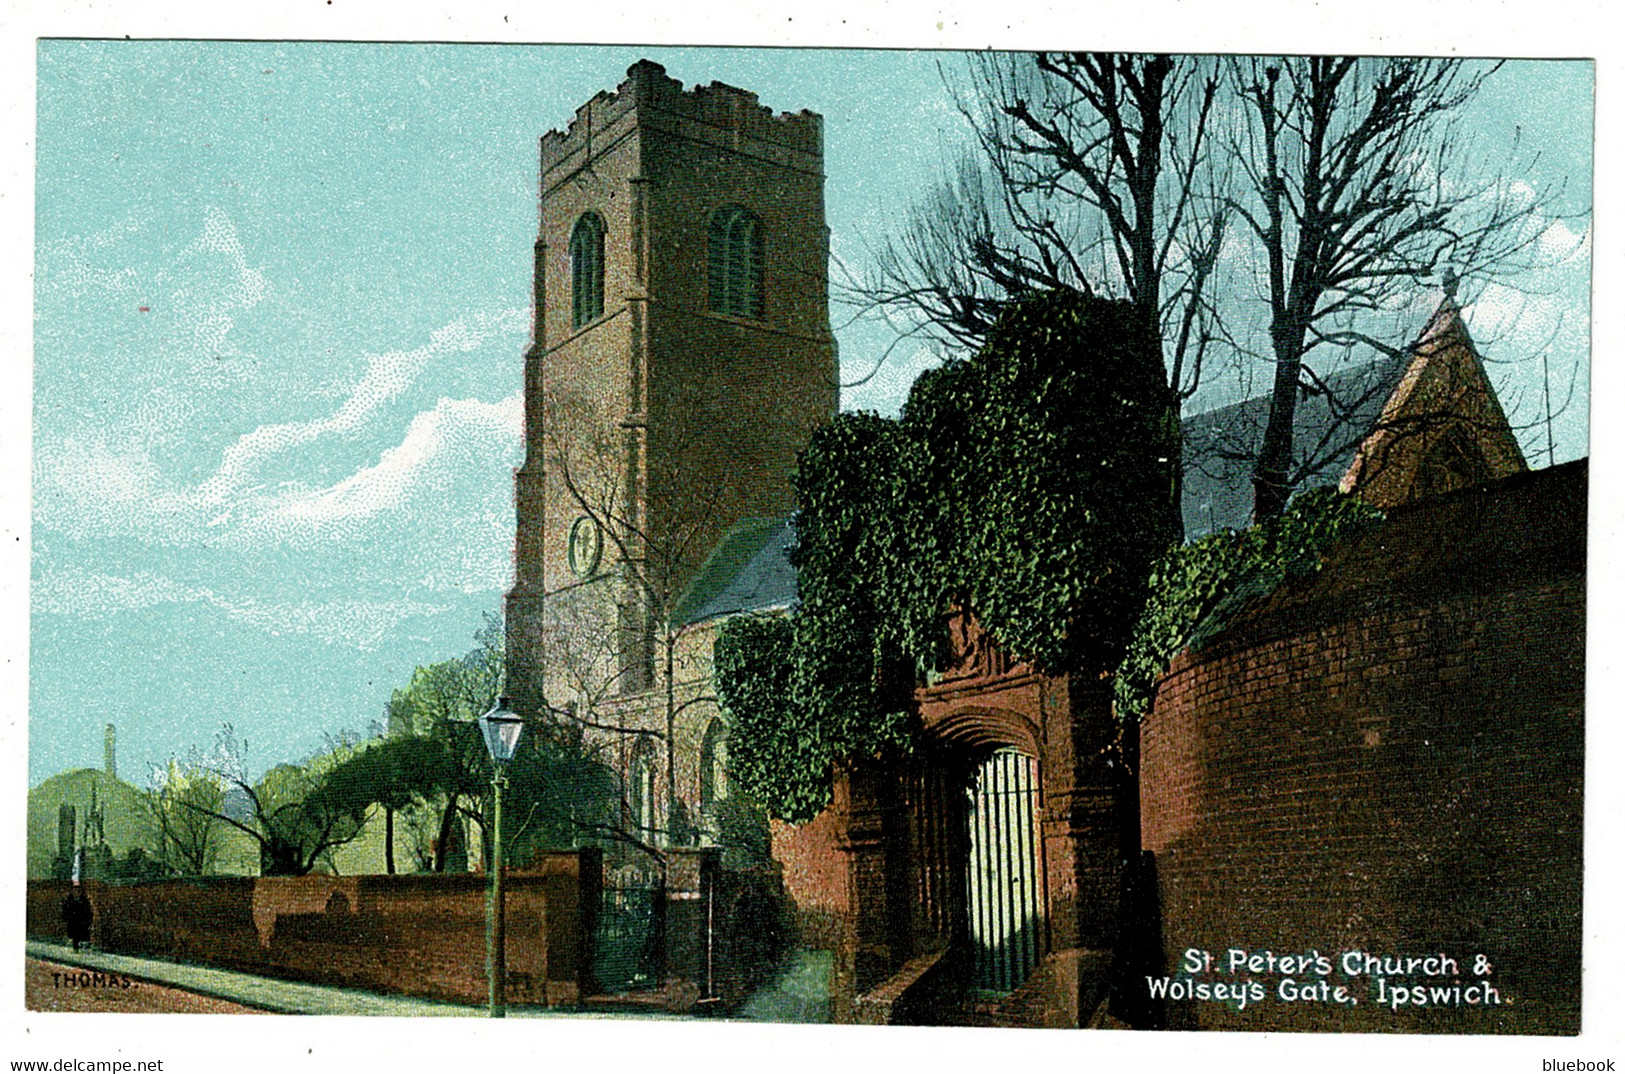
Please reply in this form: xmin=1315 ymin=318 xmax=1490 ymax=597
xmin=731 ymin=950 xmax=833 ymax=1024
xmin=25 ymin=940 xmax=832 ymax=1021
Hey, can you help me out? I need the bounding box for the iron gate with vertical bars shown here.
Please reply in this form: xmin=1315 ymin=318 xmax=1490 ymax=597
xmin=966 ymin=748 xmax=1045 ymax=992
xmin=592 ymin=870 xmax=662 ymax=995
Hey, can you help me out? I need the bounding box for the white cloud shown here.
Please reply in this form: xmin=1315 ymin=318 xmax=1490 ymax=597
xmin=1464 ymin=283 xmax=1538 ymax=342
xmin=239 ymin=392 xmax=523 ymax=544
xmin=32 ymin=567 xmax=451 ymax=651
xmin=1461 ymin=270 xmax=1588 ymax=354
xmin=172 ymin=207 xmax=269 ymax=356
xmin=841 ymin=345 xmax=944 ymax=416
xmin=34 ymin=387 xmax=523 ymax=607
xmin=31 ymin=568 xmax=202 ymax=616
xmin=37 ymin=218 xmax=145 ymax=301
xmin=199 ymin=309 xmax=525 ymax=503
xmin=217 ymin=595 xmax=453 ymax=651
xmin=38 ymin=388 xmax=521 ymax=554
xmin=34 ymin=436 xmax=197 ymax=544
xmin=36 ymin=301 xmax=526 ymax=557
xmin=1537 ymin=219 xmax=1591 ymax=263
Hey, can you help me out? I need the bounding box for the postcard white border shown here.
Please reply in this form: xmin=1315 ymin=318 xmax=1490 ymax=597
xmin=2 ymin=2 xmax=1616 ymax=1073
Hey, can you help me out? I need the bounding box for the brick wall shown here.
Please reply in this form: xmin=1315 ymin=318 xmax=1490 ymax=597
xmin=771 ymin=807 xmax=849 ymax=946
xmin=1141 ymin=462 xmax=1585 ymax=1033
xmin=27 ymin=852 xmax=592 ymax=1008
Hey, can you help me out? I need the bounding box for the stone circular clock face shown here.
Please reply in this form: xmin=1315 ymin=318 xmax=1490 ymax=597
xmin=567 ymin=515 xmax=603 ymax=578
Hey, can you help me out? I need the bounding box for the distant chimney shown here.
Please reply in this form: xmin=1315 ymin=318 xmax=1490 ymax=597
xmin=104 ymin=723 xmax=116 ymax=779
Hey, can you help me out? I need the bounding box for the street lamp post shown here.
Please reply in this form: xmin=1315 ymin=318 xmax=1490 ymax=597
xmin=478 ymin=697 xmax=525 ymax=1019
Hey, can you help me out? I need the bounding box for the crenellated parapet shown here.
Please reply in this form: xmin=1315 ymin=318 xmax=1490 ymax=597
xmin=539 ymin=59 xmax=822 ymax=179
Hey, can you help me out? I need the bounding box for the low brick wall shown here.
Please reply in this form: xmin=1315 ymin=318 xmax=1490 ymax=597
xmin=1141 ymin=463 xmax=1585 ymax=1034
xmin=28 ymin=852 xmax=592 ymax=1008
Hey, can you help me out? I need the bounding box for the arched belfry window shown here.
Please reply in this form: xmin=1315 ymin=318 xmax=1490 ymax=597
xmin=707 ymin=206 xmax=764 ymax=319
xmin=570 ymin=212 xmax=606 ymax=329
xmin=699 ymin=719 xmax=729 ymax=812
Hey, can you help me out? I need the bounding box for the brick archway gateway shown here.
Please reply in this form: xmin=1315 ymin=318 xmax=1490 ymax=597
xmin=806 ymin=607 xmax=1129 ymax=1023
xmin=902 ymin=608 xmax=1128 ymax=1009
xmin=928 ymin=705 xmax=1042 ymax=758
xmin=911 ymin=706 xmax=1048 ymax=992
xmin=912 ymin=608 xmax=1127 ymax=958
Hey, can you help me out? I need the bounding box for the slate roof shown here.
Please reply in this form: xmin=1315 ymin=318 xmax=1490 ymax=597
xmin=1181 ymin=356 xmax=1409 ymax=539
xmin=673 ymin=516 xmax=799 ymax=626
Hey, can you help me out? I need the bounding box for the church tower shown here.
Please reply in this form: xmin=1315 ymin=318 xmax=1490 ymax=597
xmin=505 ymin=61 xmax=837 ymax=720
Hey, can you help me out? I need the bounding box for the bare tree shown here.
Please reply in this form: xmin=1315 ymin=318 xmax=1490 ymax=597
xmin=1230 ymin=57 xmax=1560 ymax=519
xmin=855 ymin=53 xmax=1578 ymax=534
xmin=538 ymin=589 xmax=684 ymax=862
xmin=168 ymin=726 xmax=371 ymax=877
xmin=850 ymin=53 xmax=1234 ymax=538
xmin=146 ymin=756 xmax=227 ymax=876
xmin=541 ymin=388 xmax=734 ymax=866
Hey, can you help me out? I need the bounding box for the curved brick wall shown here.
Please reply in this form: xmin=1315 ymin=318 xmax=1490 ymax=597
xmin=1140 ymin=461 xmax=1585 ymax=1034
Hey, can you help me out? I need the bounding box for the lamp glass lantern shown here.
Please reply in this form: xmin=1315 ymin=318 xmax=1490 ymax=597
xmin=479 ymin=700 xmax=524 ymax=767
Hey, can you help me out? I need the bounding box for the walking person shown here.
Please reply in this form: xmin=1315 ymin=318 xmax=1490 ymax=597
xmin=62 ymin=848 xmax=93 ymax=951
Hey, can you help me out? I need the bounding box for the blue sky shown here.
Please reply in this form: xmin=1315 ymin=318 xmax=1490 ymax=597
xmin=29 ymin=43 xmax=1592 ymax=785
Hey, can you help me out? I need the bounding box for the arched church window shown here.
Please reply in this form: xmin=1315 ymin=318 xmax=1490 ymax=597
xmin=629 ymin=739 xmax=658 ymax=837
xmin=707 ymin=206 xmax=764 ymax=319
xmin=699 ymin=719 xmax=729 ymax=812
xmin=570 ymin=212 xmax=606 ymax=329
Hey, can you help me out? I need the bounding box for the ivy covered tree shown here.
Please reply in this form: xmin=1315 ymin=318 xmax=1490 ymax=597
xmin=891 ymin=290 xmax=1176 ymax=674
xmin=717 ymin=289 xmax=1177 ymax=821
xmin=715 ymin=616 xmax=823 ymax=825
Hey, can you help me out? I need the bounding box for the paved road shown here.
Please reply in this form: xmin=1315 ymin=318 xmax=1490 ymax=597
xmin=26 ymin=958 xmax=263 ymax=1014
xmin=25 ymin=939 xmax=832 ymax=1021
xmin=24 ymin=941 xmax=473 ymax=1016
xmin=24 ymin=941 xmax=697 ymax=1018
